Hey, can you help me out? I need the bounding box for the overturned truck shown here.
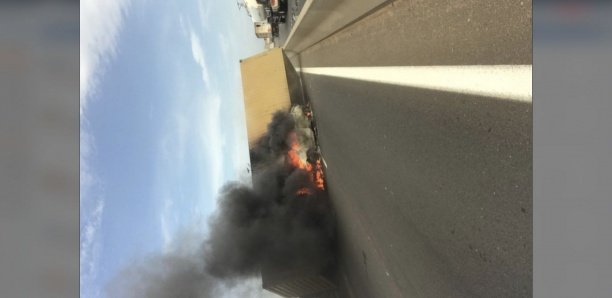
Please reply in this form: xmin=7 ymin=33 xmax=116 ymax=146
xmin=240 ymin=48 xmax=338 ymax=297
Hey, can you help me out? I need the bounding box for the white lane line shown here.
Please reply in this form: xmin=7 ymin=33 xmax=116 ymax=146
xmin=282 ymin=0 xmax=314 ymax=49
xmin=321 ymin=156 xmax=327 ymax=168
xmin=299 ymin=65 xmax=532 ymax=102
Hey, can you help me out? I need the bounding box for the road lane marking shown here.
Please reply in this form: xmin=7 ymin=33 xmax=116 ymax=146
xmin=299 ymin=65 xmax=532 ymax=102
xmin=282 ymin=0 xmax=314 ymax=49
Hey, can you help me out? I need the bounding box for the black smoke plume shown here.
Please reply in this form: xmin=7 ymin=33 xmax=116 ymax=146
xmin=248 ymin=111 xmax=295 ymax=168
xmin=109 ymin=110 xmax=336 ymax=297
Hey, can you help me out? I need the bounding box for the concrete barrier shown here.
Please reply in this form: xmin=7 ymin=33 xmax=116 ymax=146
xmin=283 ymin=0 xmax=391 ymax=55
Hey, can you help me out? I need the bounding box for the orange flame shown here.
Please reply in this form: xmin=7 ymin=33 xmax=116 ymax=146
xmin=296 ymin=187 xmax=312 ymax=196
xmin=287 ymin=132 xmax=312 ymax=172
xmin=314 ymin=159 xmax=325 ymax=190
xmin=286 ymin=131 xmax=325 ymax=193
xmin=287 ymin=147 xmax=312 ymax=172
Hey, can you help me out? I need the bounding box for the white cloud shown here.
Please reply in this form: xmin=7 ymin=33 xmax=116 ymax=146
xmin=178 ymin=14 xmax=189 ymax=37
xmin=80 ymin=199 xmax=105 ymax=298
xmin=159 ymin=199 xmax=174 ymax=253
xmin=175 ymin=114 xmax=189 ymax=168
xmin=80 ymin=118 xmax=106 ymax=298
xmin=190 ymin=31 xmax=211 ymax=90
xmin=189 ymin=29 xmax=226 ymax=196
xmin=230 ymin=118 xmax=252 ymax=183
xmin=197 ymin=0 xmax=212 ymax=31
xmin=80 ymin=1 xmax=130 ymax=296
xmin=218 ymin=33 xmax=232 ymax=64
xmin=80 ymin=0 xmax=131 ymax=114
xmin=80 ymin=128 xmax=95 ymax=202
xmin=153 ymin=17 xmax=259 ymax=282
xmin=157 ymin=114 xmax=190 ymax=253
xmin=200 ymin=92 xmax=225 ymax=196
xmin=155 ymin=93 xmax=227 ymax=263
xmin=161 ymin=217 xmax=209 ymax=257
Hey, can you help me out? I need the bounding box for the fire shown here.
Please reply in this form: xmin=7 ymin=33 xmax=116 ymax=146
xmin=286 ymin=131 xmax=326 ymax=193
xmin=287 ymin=132 xmax=312 ymax=172
xmin=304 ymin=104 xmax=313 ymax=119
xmin=296 ymin=187 xmax=312 ymax=196
xmin=314 ymin=159 xmax=325 ymax=190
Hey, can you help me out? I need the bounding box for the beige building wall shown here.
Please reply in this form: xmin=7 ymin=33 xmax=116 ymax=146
xmin=240 ymin=48 xmax=292 ymax=148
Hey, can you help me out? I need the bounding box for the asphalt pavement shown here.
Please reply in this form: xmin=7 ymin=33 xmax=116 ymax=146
xmin=294 ymin=0 xmax=531 ymax=66
xmin=289 ymin=0 xmax=532 ymax=297
xmin=277 ymin=0 xmax=306 ymax=46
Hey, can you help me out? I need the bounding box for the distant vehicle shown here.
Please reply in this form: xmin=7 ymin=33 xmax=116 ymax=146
xmin=257 ymin=0 xmax=288 ymax=23
xmin=244 ymin=0 xmax=267 ymax=22
xmin=254 ymin=21 xmax=273 ymax=39
xmin=242 ymin=0 xmax=286 ymax=39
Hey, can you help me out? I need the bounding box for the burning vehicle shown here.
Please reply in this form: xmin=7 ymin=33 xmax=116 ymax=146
xmin=240 ymin=49 xmax=338 ymax=297
xmin=108 ymin=48 xmax=337 ymax=298
xmin=262 ymin=264 xmax=337 ymax=298
xmin=246 ymin=106 xmax=337 ymax=298
xmin=287 ymin=105 xmax=325 ymax=192
xmin=240 ymin=48 xmax=327 ymax=207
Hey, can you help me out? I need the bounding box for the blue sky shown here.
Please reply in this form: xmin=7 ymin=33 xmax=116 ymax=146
xmin=80 ymin=0 xmax=262 ymax=296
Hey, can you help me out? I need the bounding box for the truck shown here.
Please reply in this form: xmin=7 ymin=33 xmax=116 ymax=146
xmin=240 ymin=48 xmax=337 ymax=298
xmin=241 ymin=0 xmax=288 ymax=39
xmin=257 ymin=0 xmax=288 ymax=24
xmin=239 ymin=48 xmax=300 ymax=148
xmin=254 ymin=21 xmax=273 ymax=39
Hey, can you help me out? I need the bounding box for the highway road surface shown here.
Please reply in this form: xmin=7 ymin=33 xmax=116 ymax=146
xmin=289 ymin=0 xmax=532 ymax=297
xmin=277 ymin=0 xmax=306 ymax=46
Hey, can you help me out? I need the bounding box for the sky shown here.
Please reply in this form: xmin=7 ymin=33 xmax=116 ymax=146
xmin=80 ymin=0 xmax=263 ymax=296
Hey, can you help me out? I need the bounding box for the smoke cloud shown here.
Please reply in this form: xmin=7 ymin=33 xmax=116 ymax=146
xmin=248 ymin=111 xmax=295 ymax=168
xmin=107 ymin=254 xmax=218 ymax=298
xmin=108 ymin=110 xmax=336 ymax=297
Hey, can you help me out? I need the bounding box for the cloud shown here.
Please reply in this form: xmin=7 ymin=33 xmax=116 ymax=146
xmin=155 ymin=91 xmax=226 ymax=261
xmin=190 ymin=27 xmax=253 ymax=186
xmin=190 ymin=31 xmax=211 ymax=90
xmin=80 ymin=199 xmax=105 ymax=298
xmin=80 ymin=0 xmax=131 ymax=114
xmin=188 ymin=29 xmax=226 ymax=196
xmin=155 ymin=29 xmax=225 ymax=257
xmin=80 ymin=128 xmax=95 ymax=201
xmin=162 ymin=219 xmax=209 ymax=257
xmin=229 ymin=118 xmax=251 ymax=184
xmin=219 ymin=277 xmax=273 ymax=298
xmin=80 ymin=118 xmax=106 ymax=298
xmin=200 ymin=92 xmax=225 ymax=196
xmin=175 ymin=114 xmax=189 ymax=168
xmin=80 ymin=1 xmax=130 ymax=296
xmin=160 ymin=199 xmax=174 ymax=252
xmin=156 ymin=113 xmax=190 ymax=254
xmin=197 ymin=0 xmax=212 ymax=31
xmin=218 ymin=33 xmax=232 ymax=65
xmin=178 ymin=14 xmax=189 ymax=38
